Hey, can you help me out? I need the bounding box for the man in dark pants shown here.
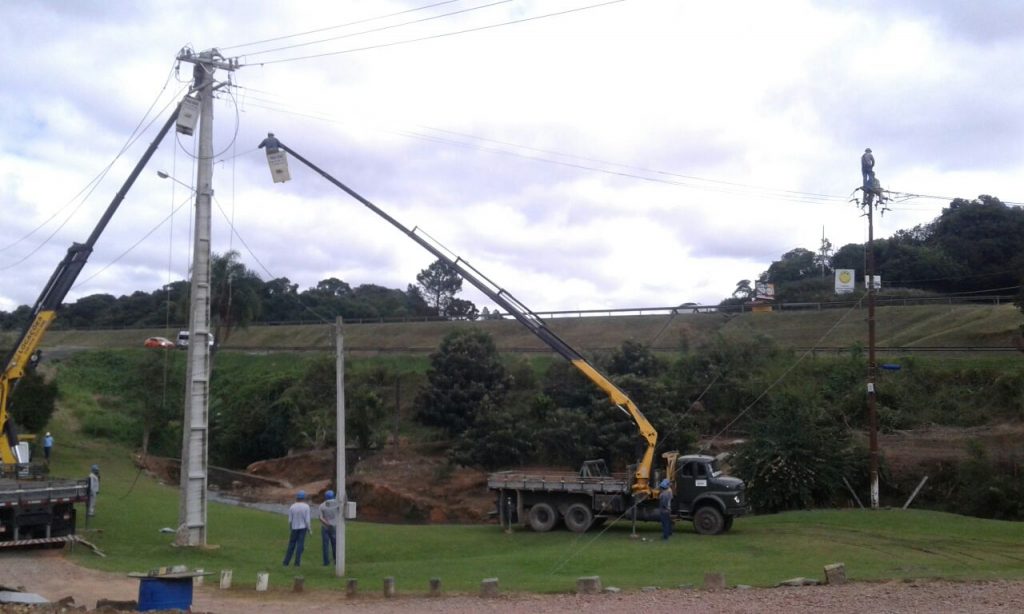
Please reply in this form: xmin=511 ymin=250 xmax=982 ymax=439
xmin=319 ymin=490 xmax=340 ymax=566
xmin=861 ymin=148 xmax=875 ymax=186
xmin=658 ymin=479 xmax=673 ymax=540
xmin=283 ymin=490 xmax=311 ymax=567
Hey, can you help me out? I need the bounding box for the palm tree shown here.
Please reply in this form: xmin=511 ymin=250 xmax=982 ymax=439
xmin=210 ymin=250 xmax=263 ymax=344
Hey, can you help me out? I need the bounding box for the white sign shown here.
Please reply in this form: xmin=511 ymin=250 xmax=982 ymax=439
xmin=755 ymin=282 xmax=775 ymax=300
xmin=696 ymin=479 xmax=707 ymax=487
xmin=835 ymin=269 xmax=855 ymax=294
xmin=866 ymin=275 xmax=882 ymax=290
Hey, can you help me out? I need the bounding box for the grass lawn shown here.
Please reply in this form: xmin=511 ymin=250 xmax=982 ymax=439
xmin=53 ymin=434 xmax=1024 ymax=596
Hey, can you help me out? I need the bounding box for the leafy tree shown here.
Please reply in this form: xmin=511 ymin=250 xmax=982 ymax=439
xmin=764 ymin=248 xmax=818 ymax=284
xmin=447 ymin=297 xmax=479 ymax=321
xmin=127 ymin=350 xmax=184 ymax=455
xmin=261 ymin=277 xmax=300 ymax=322
xmin=732 ymin=280 xmax=754 ymax=300
xmin=9 ymin=369 xmax=58 ymax=433
xmin=606 ymin=340 xmax=663 ymax=378
xmin=211 ymin=250 xmax=263 ymax=344
xmin=415 ymin=329 xmax=509 ymax=435
xmin=416 ymin=259 xmax=463 ymax=317
xmin=733 ymin=399 xmax=858 ymax=513
xmin=451 ymin=397 xmax=535 ymax=469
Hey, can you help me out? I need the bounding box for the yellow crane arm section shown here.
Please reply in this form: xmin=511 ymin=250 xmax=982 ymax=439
xmin=571 ymin=359 xmax=658 ymax=496
xmin=0 ymin=311 xmax=57 ymax=464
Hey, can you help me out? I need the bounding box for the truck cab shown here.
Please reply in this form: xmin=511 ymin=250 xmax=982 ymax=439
xmin=673 ymin=454 xmax=749 ymax=535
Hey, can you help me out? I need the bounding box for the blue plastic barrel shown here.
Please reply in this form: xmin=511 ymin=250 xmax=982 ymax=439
xmin=137 ymin=577 xmax=193 ymax=612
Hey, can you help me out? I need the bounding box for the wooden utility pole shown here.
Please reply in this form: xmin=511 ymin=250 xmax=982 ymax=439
xmin=175 ymin=48 xmax=236 ymax=546
xmin=335 ymin=317 xmax=347 ymax=576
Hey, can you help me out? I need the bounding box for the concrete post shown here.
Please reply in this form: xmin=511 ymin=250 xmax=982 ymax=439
xmin=383 ymin=577 xmax=396 ymax=598
xmin=256 ymin=572 xmax=269 ymax=592
xmin=219 ymin=570 xmax=232 ymax=589
xmin=345 ymin=578 xmax=358 ymax=598
xmin=576 ymin=576 xmax=602 ymax=594
xmin=481 ymin=578 xmax=499 ymax=597
xmin=429 ymin=577 xmax=442 ymax=597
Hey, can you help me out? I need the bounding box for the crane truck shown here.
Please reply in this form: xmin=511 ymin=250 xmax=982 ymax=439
xmin=262 ymin=137 xmax=748 ymax=536
xmin=0 ymin=101 xmax=184 ymax=546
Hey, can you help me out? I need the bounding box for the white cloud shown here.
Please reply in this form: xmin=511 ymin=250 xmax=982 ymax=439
xmin=2 ymin=0 xmax=1023 ymax=318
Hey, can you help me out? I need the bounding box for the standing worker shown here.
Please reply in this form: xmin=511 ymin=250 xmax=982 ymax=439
xmin=319 ymin=490 xmax=340 ymax=566
xmin=658 ymin=478 xmax=673 ymax=541
xmin=282 ymin=490 xmax=311 ymax=567
xmin=87 ymin=465 xmax=100 ymax=517
xmin=861 ymin=148 xmax=875 ymax=186
xmin=43 ymin=432 xmax=53 ymax=462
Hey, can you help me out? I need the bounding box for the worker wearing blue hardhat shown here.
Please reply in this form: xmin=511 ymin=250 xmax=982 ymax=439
xmin=658 ymin=478 xmax=674 ymax=541
xmin=283 ymin=489 xmax=312 ymax=566
xmin=319 ymin=488 xmax=341 ymax=566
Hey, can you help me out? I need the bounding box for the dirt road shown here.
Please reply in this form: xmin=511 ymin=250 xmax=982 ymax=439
xmin=2 ymin=551 xmax=1024 ymax=613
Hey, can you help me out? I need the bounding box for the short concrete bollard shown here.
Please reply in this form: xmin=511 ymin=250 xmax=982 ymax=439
xmin=703 ymin=572 xmax=726 ymax=591
xmin=429 ymin=577 xmax=442 ymax=597
xmin=481 ymin=578 xmax=499 ymax=598
xmin=345 ymin=578 xmax=358 ymax=598
xmin=219 ymin=570 xmax=232 ymax=590
xmin=194 ymin=569 xmax=205 ymax=586
xmin=293 ymin=576 xmax=304 ymax=593
xmin=383 ymin=576 xmax=396 ymax=598
xmin=256 ymin=572 xmax=269 ymax=592
xmin=576 ymin=576 xmax=602 ymax=594
xmin=824 ymin=562 xmax=847 ymax=585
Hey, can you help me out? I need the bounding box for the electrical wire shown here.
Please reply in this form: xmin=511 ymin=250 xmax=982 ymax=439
xmin=219 ymin=0 xmax=464 ymax=51
xmin=239 ymin=0 xmax=512 ymax=59
xmin=0 ymin=68 xmax=185 ymax=261
xmin=244 ymin=0 xmax=628 ymax=66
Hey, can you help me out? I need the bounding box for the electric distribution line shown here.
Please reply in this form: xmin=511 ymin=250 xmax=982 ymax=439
xmin=242 ymin=0 xmax=628 ymax=66
xmin=219 ymin=0 xmax=465 ymax=51
xmin=0 ymin=78 xmax=189 ymax=270
xmin=237 ymin=0 xmax=513 ymax=59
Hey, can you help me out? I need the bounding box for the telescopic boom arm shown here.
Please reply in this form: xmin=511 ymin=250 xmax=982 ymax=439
xmin=270 ymin=139 xmax=658 ymax=495
xmin=0 ymin=103 xmax=182 ymax=464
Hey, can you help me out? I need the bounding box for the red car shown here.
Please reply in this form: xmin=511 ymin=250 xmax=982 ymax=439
xmin=143 ymin=336 xmax=175 ymax=349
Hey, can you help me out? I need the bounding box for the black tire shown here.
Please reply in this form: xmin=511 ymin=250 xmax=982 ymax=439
xmin=723 ymin=515 xmax=734 ymax=532
xmin=527 ymin=503 xmax=558 ymax=532
xmin=693 ymin=506 xmax=725 ymax=535
xmin=563 ymin=503 xmax=594 ymax=533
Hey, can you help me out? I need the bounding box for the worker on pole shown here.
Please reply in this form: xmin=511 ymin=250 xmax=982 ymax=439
xmin=861 ymin=148 xmax=875 ymax=186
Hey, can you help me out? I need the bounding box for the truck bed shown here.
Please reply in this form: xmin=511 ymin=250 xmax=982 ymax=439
xmin=487 ymin=470 xmax=629 ymax=494
xmin=0 ymin=478 xmax=90 ymax=507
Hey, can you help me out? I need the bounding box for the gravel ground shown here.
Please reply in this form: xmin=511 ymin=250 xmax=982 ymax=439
xmin=2 ymin=551 xmax=1023 ymax=613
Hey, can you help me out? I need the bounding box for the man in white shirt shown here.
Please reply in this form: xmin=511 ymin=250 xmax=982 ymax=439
xmin=282 ymin=490 xmax=311 ymax=567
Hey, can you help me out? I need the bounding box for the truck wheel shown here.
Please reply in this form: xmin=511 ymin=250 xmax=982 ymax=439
xmin=563 ymin=503 xmax=594 ymax=533
xmin=693 ymin=506 xmax=724 ymax=535
xmin=723 ymin=516 xmax=734 ymax=532
xmin=527 ymin=503 xmax=558 ymax=532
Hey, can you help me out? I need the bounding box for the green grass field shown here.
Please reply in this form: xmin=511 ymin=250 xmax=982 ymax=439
xmin=55 ymin=434 xmax=1024 ymax=595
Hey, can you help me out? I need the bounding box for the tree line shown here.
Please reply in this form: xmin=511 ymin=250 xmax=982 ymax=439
xmin=0 ymin=254 xmax=483 ymax=341
xmin=724 ymin=195 xmax=1024 ymax=311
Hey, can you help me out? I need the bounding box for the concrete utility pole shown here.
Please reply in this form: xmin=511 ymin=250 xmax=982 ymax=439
xmin=175 ymin=48 xmax=236 ymax=546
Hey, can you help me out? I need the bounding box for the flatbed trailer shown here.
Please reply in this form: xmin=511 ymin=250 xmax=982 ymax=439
xmin=0 ymin=472 xmax=89 ymax=543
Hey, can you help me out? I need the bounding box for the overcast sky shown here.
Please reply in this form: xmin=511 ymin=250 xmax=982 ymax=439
xmin=2 ymin=0 xmax=1022 ymax=316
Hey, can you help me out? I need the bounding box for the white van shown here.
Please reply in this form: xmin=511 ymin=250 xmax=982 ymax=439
xmin=176 ymin=330 xmax=215 ymax=349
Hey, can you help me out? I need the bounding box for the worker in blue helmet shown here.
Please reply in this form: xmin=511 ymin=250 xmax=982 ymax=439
xmin=319 ymin=489 xmax=341 ymax=566
xmin=658 ymin=479 xmax=674 ymax=541
xmin=282 ymin=490 xmax=311 ymax=567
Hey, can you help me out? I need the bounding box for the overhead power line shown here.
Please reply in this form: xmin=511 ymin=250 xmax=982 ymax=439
xmin=219 ymin=0 xmax=464 ymax=51
xmin=239 ymin=0 xmax=513 ymax=59
xmin=243 ymin=0 xmax=628 ymax=66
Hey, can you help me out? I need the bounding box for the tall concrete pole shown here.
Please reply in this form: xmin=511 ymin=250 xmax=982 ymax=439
xmin=335 ymin=317 xmax=346 ymax=576
xmin=177 ymin=51 xmax=217 ymax=546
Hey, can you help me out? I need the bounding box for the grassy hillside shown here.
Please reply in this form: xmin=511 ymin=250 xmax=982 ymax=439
xmin=6 ymin=303 xmax=1022 ymax=357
